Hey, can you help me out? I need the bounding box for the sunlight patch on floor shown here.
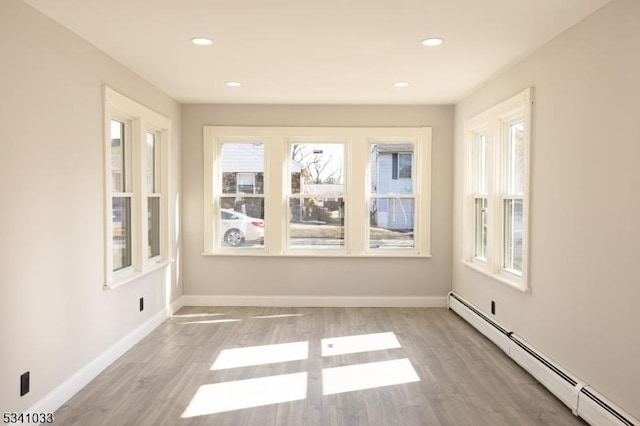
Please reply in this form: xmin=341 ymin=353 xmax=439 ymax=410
xmin=321 ymin=331 xmax=401 ymax=357
xmin=179 ymin=319 xmax=242 ymax=325
xmin=181 ymin=372 xmax=308 ymax=417
xmin=322 ymin=358 xmax=419 ymax=395
xmin=211 ymin=341 xmax=309 ymax=370
xmin=251 ymin=314 xmax=305 ymax=319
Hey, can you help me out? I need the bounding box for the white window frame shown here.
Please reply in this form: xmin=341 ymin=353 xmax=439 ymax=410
xmin=211 ymin=139 xmax=267 ymax=254
xmin=104 ymin=87 xmax=171 ymax=289
xmin=463 ymin=88 xmax=532 ymax=291
xmin=285 ymin=138 xmax=347 ymax=253
xmin=367 ymin=140 xmax=421 ymax=254
xmin=203 ymin=126 xmax=431 ymax=257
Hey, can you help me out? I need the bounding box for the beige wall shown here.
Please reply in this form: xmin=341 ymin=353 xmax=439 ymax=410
xmin=181 ymin=105 xmax=453 ymax=299
xmin=453 ymin=0 xmax=640 ymax=417
xmin=0 ymin=0 xmax=181 ymax=412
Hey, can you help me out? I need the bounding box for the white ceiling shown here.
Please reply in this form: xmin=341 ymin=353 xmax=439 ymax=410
xmin=23 ymin=0 xmax=611 ymax=105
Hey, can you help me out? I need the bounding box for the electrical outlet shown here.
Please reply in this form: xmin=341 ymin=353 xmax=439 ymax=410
xmin=491 ymin=301 xmax=496 ymax=315
xmin=20 ymin=372 xmax=30 ymax=396
xmin=139 ymin=297 xmax=144 ymax=312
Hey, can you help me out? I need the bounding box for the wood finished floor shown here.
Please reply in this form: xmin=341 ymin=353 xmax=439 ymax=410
xmin=54 ymin=307 xmax=587 ymax=426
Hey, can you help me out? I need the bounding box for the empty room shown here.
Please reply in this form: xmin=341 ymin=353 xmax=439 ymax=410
xmin=1 ymin=0 xmax=639 ymax=424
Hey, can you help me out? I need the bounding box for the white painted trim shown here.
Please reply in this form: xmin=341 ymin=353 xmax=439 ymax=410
xmin=449 ymin=292 xmax=640 ymax=426
xmin=169 ymin=296 xmax=185 ymax=315
xmin=182 ymin=295 xmax=447 ymax=308
xmin=203 ymin=126 xmax=432 ymax=257
xmin=27 ymin=310 xmax=168 ymax=415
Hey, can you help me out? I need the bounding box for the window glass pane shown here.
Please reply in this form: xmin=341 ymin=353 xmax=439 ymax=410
xmin=145 ymin=132 xmax=156 ymax=193
xmin=148 ymin=196 xmax=160 ymax=258
xmin=473 ymin=133 xmax=487 ymax=194
xmin=289 ymin=197 xmax=344 ymax=249
xmin=398 ymin=154 xmax=412 ymax=179
xmin=507 ymin=121 xmax=525 ymax=195
xmin=221 ymin=143 xmax=264 ymax=194
xmin=111 ymin=120 xmax=125 ymax=193
xmin=474 ymin=198 xmax=487 ymax=259
xmin=369 ymin=198 xmax=415 ymax=249
xmin=237 ymin=173 xmax=256 ymax=194
xmin=112 ymin=196 xmax=132 ymax=270
xmin=370 ymin=144 xmax=414 ymax=194
xmin=290 ymin=143 xmax=344 ymax=194
xmin=503 ymin=199 xmax=523 ymax=273
xmin=219 ymin=198 xmax=264 ymax=248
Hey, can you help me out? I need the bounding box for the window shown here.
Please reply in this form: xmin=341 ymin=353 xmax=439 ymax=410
xmin=370 ymin=144 xmax=416 ymax=250
xmin=288 ymin=142 xmax=345 ymax=250
xmin=110 ymin=119 xmax=132 ymax=271
xmin=104 ymin=87 xmax=171 ymax=288
xmin=216 ymin=142 xmax=265 ymax=250
xmin=203 ymin=127 xmax=431 ymax=257
xmin=463 ymin=88 xmax=532 ymax=291
xmin=391 ymin=153 xmax=412 ymax=179
xmin=146 ymin=132 xmax=161 ymax=259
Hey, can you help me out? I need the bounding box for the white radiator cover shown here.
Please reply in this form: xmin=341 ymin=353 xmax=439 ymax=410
xmin=448 ymin=292 xmax=638 ymax=426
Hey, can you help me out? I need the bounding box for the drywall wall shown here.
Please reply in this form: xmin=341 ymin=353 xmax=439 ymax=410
xmin=453 ymin=0 xmax=640 ymax=417
xmin=0 ymin=0 xmax=181 ymax=413
xmin=181 ymin=105 xmax=453 ymax=300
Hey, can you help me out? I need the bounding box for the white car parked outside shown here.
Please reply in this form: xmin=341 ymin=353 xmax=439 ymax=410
xmin=221 ymin=209 xmax=264 ymax=247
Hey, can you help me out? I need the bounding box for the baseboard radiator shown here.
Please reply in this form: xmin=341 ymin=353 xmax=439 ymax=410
xmin=448 ymin=292 xmax=638 ymax=426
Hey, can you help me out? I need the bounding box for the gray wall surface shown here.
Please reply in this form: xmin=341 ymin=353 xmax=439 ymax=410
xmin=181 ymin=105 xmax=453 ymax=299
xmin=0 ymin=0 xmax=182 ymax=413
xmin=452 ymin=0 xmax=640 ymax=418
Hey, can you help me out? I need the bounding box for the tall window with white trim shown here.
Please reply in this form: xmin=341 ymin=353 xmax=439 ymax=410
xmin=463 ymin=88 xmax=532 ymax=291
xmin=287 ymin=142 xmax=345 ymax=251
xmin=104 ymin=87 xmax=171 ymax=288
xmin=368 ymin=143 xmax=417 ymax=251
xmin=111 ymin=119 xmax=132 ymax=271
xmin=472 ymin=133 xmax=488 ymax=261
xmin=146 ymin=132 xmax=161 ymax=259
xmin=217 ymin=141 xmax=266 ymax=250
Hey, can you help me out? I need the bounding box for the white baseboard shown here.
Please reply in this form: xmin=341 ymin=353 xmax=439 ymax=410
xmin=28 ymin=309 xmax=168 ymax=414
xmin=168 ymin=296 xmax=185 ymax=315
xmin=181 ymin=295 xmax=447 ymax=308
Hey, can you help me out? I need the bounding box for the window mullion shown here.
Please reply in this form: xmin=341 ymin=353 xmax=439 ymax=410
xmin=132 ymin=118 xmax=145 ymax=272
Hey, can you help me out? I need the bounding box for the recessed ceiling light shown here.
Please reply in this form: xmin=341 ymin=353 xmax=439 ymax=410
xmin=393 ymin=82 xmax=409 ymax=88
xmin=422 ymin=38 xmax=444 ymax=47
xmin=226 ymin=81 xmax=242 ymax=87
xmin=191 ymin=37 xmax=213 ymax=46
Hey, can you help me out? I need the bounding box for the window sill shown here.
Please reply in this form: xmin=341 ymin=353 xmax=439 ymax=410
xmin=105 ymin=258 xmax=173 ymax=290
xmin=202 ymin=251 xmax=432 ymax=259
xmin=461 ymin=260 xmax=529 ymax=293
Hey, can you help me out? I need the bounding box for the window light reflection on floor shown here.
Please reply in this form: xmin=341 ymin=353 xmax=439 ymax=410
xmin=181 ymin=372 xmax=307 ymax=418
xmin=251 ymin=314 xmax=305 ymax=319
xmin=321 ymin=331 xmax=401 ymax=357
xmin=172 ymin=313 xmax=228 ymax=318
xmin=178 ymin=319 xmax=242 ymax=325
xmin=211 ymin=341 xmax=309 ymax=370
xmin=322 ymin=358 xmax=420 ymax=395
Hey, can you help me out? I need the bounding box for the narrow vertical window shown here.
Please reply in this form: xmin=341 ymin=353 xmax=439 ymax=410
xmin=218 ymin=142 xmax=265 ymax=249
xmin=502 ymin=121 xmax=525 ymax=274
xmin=146 ymin=132 xmax=161 ymax=259
xmin=463 ymin=87 xmax=531 ymax=291
xmin=288 ymin=142 xmax=345 ymax=250
xmin=111 ymin=119 xmax=132 ymax=271
xmin=104 ymin=86 xmax=172 ymax=288
xmin=369 ymin=143 xmax=416 ymax=250
xmin=473 ymin=133 xmax=488 ymax=260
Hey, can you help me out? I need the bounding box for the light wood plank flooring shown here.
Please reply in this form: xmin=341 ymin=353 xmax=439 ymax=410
xmin=54 ymin=307 xmax=587 ymax=425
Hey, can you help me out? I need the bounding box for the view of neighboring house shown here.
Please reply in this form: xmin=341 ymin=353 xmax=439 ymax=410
xmin=370 ymin=144 xmax=414 ymax=230
xmin=220 ymin=143 xmax=304 ymax=218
